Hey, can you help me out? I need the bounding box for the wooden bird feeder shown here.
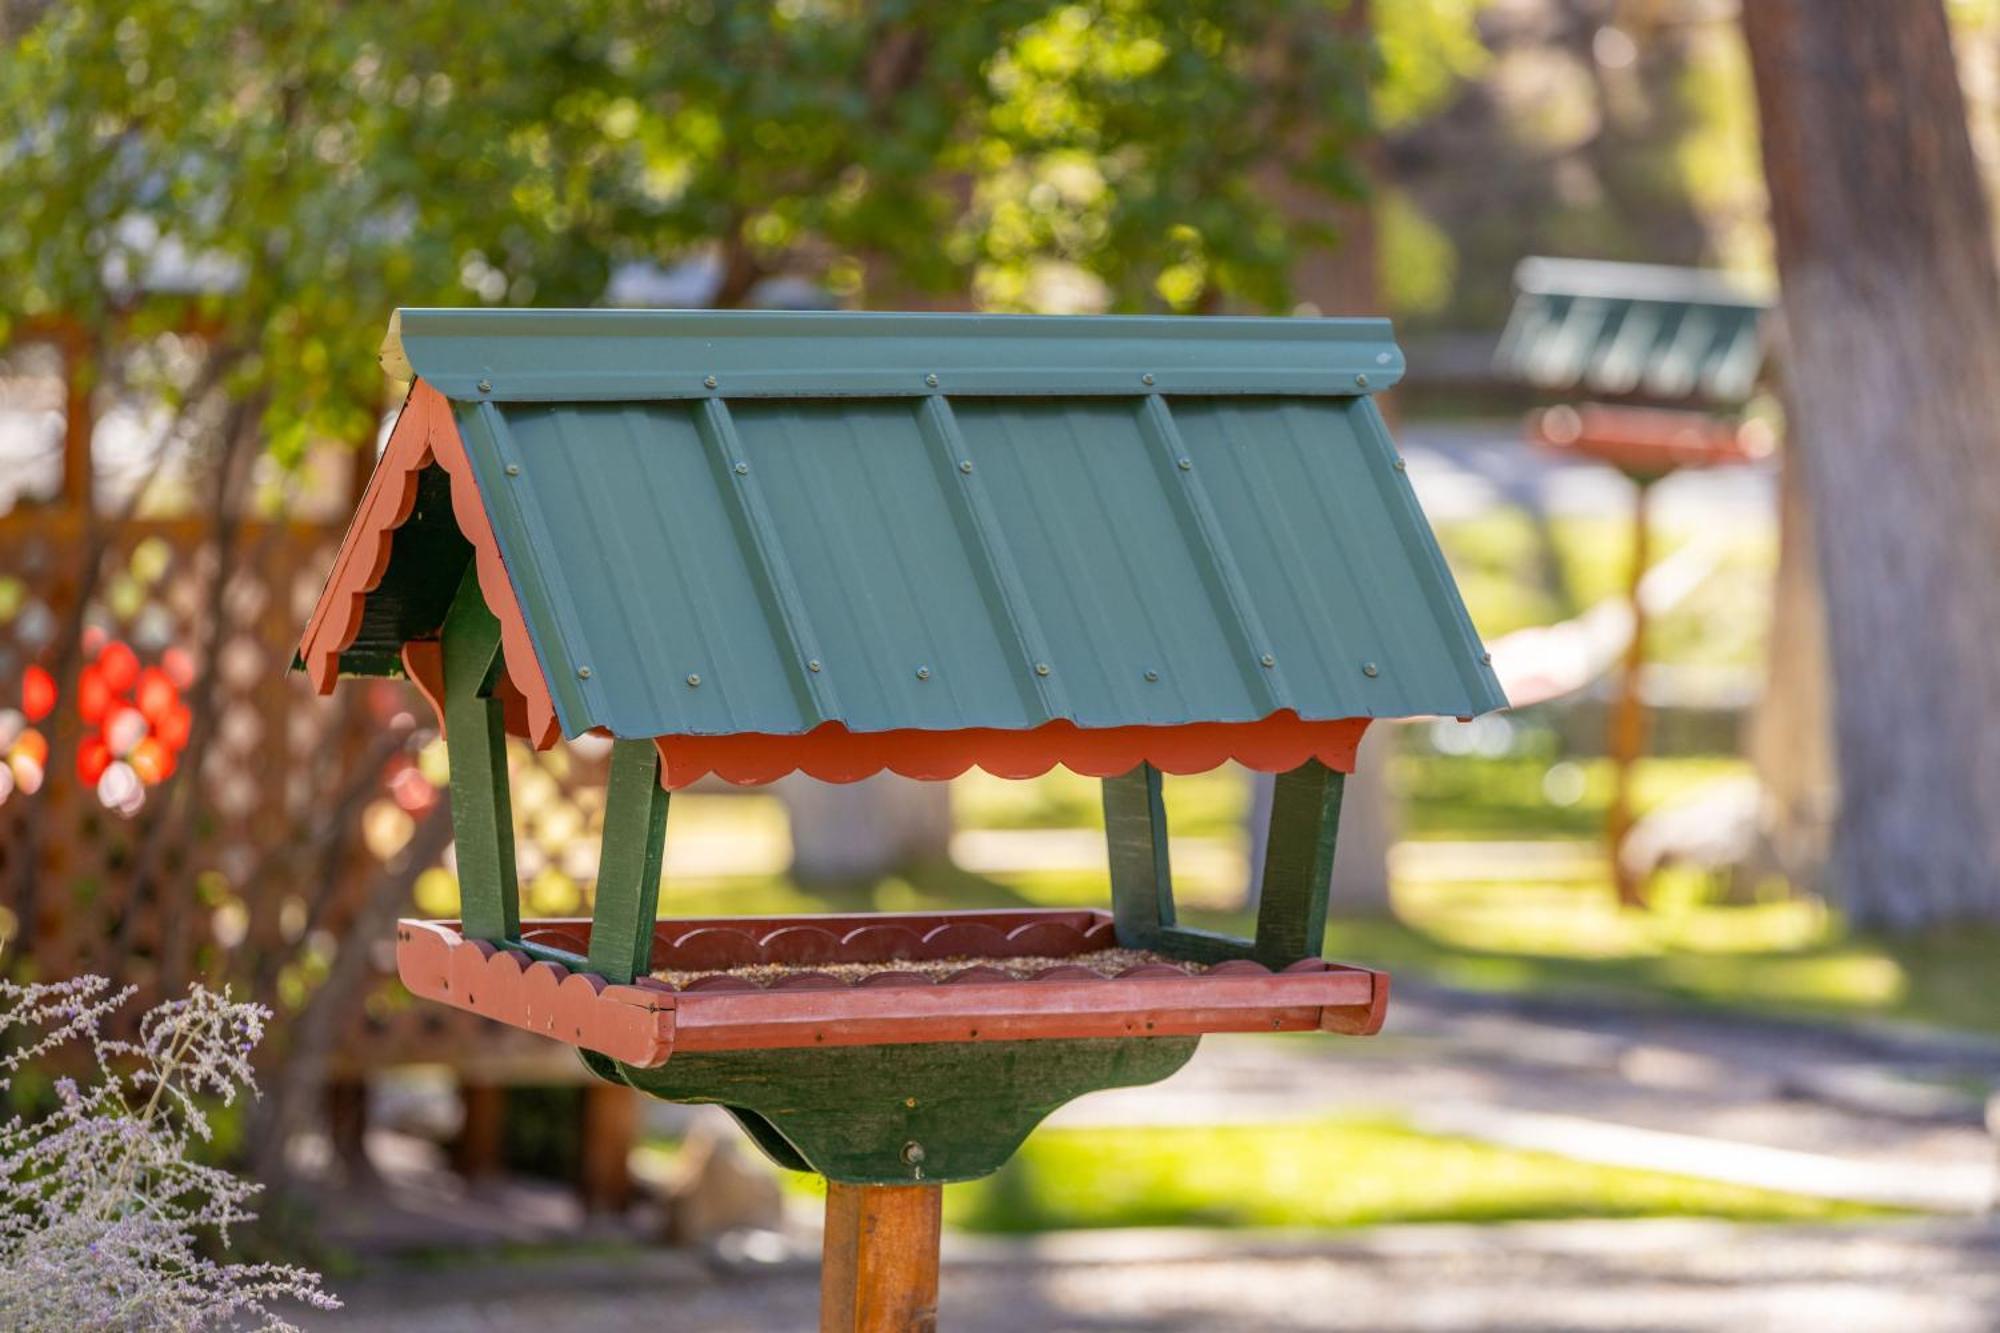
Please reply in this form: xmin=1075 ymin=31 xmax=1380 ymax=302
xmin=1498 ymin=259 xmax=1772 ymax=907
xmin=299 ymin=309 xmax=1505 ymax=1329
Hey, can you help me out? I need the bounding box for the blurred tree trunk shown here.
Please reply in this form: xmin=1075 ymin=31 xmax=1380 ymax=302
xmin=1241 ymin=0 xmax=1396 ymax=920
xmin=1742 ymin=0 xmax=2000 ymax=928
xmin=1745 ymin=432 xmax=1835 ymax=897
xmin=779 ymin=774 xmax=954 ymax=889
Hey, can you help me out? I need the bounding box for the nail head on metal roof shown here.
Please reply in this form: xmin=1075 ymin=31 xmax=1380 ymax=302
xmin=807 ymin=659 xmax=822 ymax=673
xmin=686 ymin=673 xmax=702 ymax=687
xmin=1143 ymin=669 xmax=1160 ymax=682
xmin=925 ymin=373 xmax=939 ymax=388
xmin=1141 ymin=373 xmax=1155 ymax=386
xmin=505 ymin=464 xmax=520 ymax=476
xmin=1355 ymin=373 xmax=1370 ymax=388
xmin=1260 ymin=654 xmax=1276 ymax=668
xmin=477 ymin=379 xmax=492 ymax=394
xmin=577 ymin=666 xmax=592 ymax=679
xmin=1176 ymin=457 xmax=1192 ymax=471
xmin=915 ymin=665 xmax=931 ymax=680
xmin=1362 ymin=662 xmax=1380 ymax=678
xmin=1393 ymin=457 xmax=1408 ymax=471
xmin=1034 ymin=662 xmax=1050 ymax=677
xmin=959 ymin=460 xmax=974 ymax=474
xmin=733 ymin=461 xmax=749 ymax=475
xmin=1480 ymin=651 xmax=1493 ymax=665
xmin=703 ymin=375 xmax=718 ymax=389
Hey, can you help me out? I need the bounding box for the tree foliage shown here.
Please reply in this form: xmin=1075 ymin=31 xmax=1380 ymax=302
xmin=0 ymin=0 xmax=1427 ymax=451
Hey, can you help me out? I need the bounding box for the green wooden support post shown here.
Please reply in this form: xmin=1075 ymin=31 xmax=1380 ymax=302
xmin=586 ymin=739 xmax=670 ymax=984
xmin=1251 ymin=760 xmax=1344 ymax=967
xmin=1103 ymin=763 xmax=1175 ymax=949
xmin=441 ymin=566 xmax=519 ymax=945
xmin=1102 ymin=759 xmax=1344 ymax=967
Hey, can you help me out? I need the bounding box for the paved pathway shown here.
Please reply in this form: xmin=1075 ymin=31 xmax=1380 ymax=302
xmin=306 ymin=1217 xmax=2000 ymax=1332
xmin=311 ymin=981 xmax=2000 ymax=1329
xmin=1057 ymin=982 xmax=2000 ymax=1212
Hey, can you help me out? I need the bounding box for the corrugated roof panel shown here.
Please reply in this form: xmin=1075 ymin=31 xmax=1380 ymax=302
xmin=449 ymin=388 xmax=1503 ymax=742
xmin=952 ymin=399 xmax=1270 ymax=727
xmin=728 ymin=399 xmax=1040 ymax=733
xmin=309 ymin=309 xmax=1505 ymax=747
xmin=470 ymin=400 xmax=811 ymax=738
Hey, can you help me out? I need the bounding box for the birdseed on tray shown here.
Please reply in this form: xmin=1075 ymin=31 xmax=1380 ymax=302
xmin=652 ymin=947 xmax=1205 ymax=988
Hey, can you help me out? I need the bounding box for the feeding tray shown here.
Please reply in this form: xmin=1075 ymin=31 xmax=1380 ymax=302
xmin=396 ymin=908 xmax=1386 ymax=1068
xmin=1527 ymin=402 xmax=1769 ymax=480
xmin=298 ymin=309 xmax=1504 ymax=1189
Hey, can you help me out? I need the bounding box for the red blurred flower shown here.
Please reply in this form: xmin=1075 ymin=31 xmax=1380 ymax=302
xmin=136 ymin=667 xmax=178 ymax=724
xmin=98 ymin=641 xmax=140 ymax=693
xmin=155 ymin=703 xmax=193 ymax=751
xmin=77 ymin=735 xmax=112 ymax=785
xmin=21 ymin=665 xmax=56 ymax=723
xmin=77 ymin=666 xmax=112 ymax=725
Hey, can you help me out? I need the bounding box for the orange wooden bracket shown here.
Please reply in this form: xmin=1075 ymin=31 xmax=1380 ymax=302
xmin=297 ymin=381 xmax=561 ymax=749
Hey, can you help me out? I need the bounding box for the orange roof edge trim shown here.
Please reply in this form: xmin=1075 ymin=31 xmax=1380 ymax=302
xmin=652 ymin=714 xmax=1371 ymax=788
xmin=297 ymin=381 xmax=562 ymax=749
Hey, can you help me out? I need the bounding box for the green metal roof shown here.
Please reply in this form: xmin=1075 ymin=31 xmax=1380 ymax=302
xmin=376 ymin=309 xmax=1503 ymax=740
xmin=1495 ymin=257 xmax=1771 ymax=405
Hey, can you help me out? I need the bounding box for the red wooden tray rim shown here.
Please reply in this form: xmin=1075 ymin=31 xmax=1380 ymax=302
xmin=396 ymin=914 xmax=1389 ymax=1068
xmin=1526 ymin=402 xmax=1768 ymax=474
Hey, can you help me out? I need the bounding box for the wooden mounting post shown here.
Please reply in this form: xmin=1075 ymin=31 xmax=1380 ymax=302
xmin=1608 ymin=474 xmax=1656 ymax=908
xmin=820 ymin=1182 xmax=942 ymax=1333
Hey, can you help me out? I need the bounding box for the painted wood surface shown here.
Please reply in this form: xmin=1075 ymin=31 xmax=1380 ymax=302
xmin=605 ymin=1036 xmax=1199 ymax=1183
xmin=298 ymin=380 xmax=559 ymax=747
xmin=821 ymin=1183 xmax=942 ymax=1333
xmin=440 ymin=567 xmax=518 ymax=944
xmin=394 ymin=911 xmax=1386 ymax=1068
xmin=1251 ymin=759 xmax=1344 ymax=965
xmin=1106 ymin=759 xmax=1346 ymax=967
xmin=584 ymin=739 xmax=669 ymax=983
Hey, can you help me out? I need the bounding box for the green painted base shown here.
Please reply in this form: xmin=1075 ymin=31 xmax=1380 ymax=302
xmin=583 ymin=1038 xmax=1199 ymax=1185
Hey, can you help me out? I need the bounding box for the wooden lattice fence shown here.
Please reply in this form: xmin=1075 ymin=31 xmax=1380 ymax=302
xmin=0 ymin=507 xmax=613 ymax=1082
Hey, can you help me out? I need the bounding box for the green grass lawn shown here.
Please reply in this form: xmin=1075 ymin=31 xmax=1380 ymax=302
xmin=1394 ymin=753 xmax=1754 ymax=841
xmin=763 ymin=1115 xmax=1886 ymax=1232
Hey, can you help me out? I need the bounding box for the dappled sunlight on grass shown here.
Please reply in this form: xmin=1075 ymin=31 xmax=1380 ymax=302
xmin=1396 ymin=877 xmax=1835 ymax=959
xmin=1397 ymin=754 xmax=1755 ymax=841
xmin=951 ymin=764 xmax=1248 ymax=837
xmin=938 ymin=1117 xmax=1886 ymax=1232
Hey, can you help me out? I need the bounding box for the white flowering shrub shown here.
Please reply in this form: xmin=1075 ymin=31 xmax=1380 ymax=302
xmin=0 ymin=976 xmax=339 ymax=1331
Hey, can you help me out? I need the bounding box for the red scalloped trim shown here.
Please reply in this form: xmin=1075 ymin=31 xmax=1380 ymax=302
xmin=654 ymin=714 xmax=1370 ymax=788
xmin=395 ymin=910 xmax=1388 ymax=1065
xmin=298 ymin=381 xmax=561 ymax=749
